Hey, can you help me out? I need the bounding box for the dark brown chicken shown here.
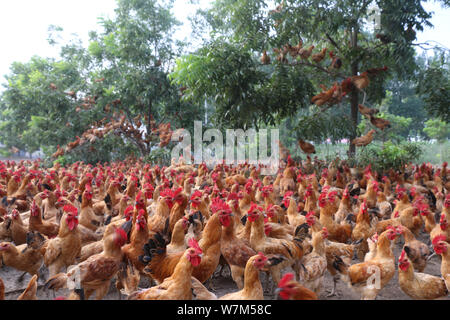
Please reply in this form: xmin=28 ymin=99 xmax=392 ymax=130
xmin=260 ymin=50 xmax=271 ymax=65
xmin=369 ymin=115 xmax=391 ymax=130
xmin=298 ymin=139 xmax=316 ymax=154
xmin=358 ymin=104 xmax=379 ymax=118
xmin=311 ymin=48 xmax=327 ymax=63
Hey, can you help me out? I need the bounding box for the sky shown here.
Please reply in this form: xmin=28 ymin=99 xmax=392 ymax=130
xmin=0 ymin=0 xmax=448 ymax=89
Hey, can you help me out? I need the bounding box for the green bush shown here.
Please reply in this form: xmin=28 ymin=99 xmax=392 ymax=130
xmin=355 ymin=141 xmax=423 ymax=172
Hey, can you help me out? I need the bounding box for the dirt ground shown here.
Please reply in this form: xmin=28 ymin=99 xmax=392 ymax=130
xmin=1 ymin=229 xmax=449 ymax=300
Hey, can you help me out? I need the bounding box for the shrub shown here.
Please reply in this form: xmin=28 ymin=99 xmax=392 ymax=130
xmin=355 ymin=141 xmax=423 ymax=173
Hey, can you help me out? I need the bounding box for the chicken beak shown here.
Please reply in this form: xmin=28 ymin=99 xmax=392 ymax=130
xmin=274 ymin=287 xmax=282 ymax=296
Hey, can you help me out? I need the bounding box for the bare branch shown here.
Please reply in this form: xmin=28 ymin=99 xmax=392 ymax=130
xmin=287 ymin=60 xmax=347 ymax=79
xmin=325 ymin=33 xmax=342 ymax=51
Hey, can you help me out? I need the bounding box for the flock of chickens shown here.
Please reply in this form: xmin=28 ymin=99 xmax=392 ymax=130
xmin=0 ymin=155 xmax=449 ymax=300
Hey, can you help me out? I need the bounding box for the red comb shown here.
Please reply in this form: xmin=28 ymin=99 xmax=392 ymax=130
xmin=188 ymin=237 xmax=202 ymax=253
xmin=63 ymin=204 xmax=78 ymax=215
xmin=283 ymin=191 xmax=294 ymax=199
xmin=173 ymin=187 xmax=183 ymax=197
xmin=124 ymin=206 xmax=134 ymax=217
xmin=191 ymin=190 xmax=202 ymax=199
xmin=257 ymin=251 xmax=266 ymax=260
xmin=278 ymin=273 xmax=295 ymax=288
xmin=432 ymin=235 xmax=447 ymax=245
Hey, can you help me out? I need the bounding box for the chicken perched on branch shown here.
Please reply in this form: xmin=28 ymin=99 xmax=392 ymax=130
xmin=352 ymin=129 xmax=376 ymax=147
xmin=358 ymin=104 xmax=379 ymax=117
xmin=328 ymin=51 xmax=342 ymax=70
xmin=260 ymin=50 xmax=271 ymax=65
xmin=311 ymin=48 xmax=328 ymax=63
xmin=299 ymin=45 xmax=315 ymax=60
xmin=368 ymin=114 xmax=391 ymax=131
xmin=311 ymin=83 xmax=338 ymax=106
xmin=298 ymin=139 xmax=316 ymax=155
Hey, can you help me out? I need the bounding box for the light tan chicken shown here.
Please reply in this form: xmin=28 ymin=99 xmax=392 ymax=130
xmin=42 ymin=204 xmax=82 ymax=277
xmin=297 ymin=227 xmax=328 ymax=295
xmin=17 ymin=274 xmax=38 ymax=300
xmin=398 ymin=248 xmax=448 ymax=299
xmin=334 ymin=227 xmax=403 ymax=300
xmin=0 ymin=231 xmax=46 ymax=279
xmin=219 ymin=253 xmax=280 ymax=300
xmin=128 ymin=238 xmax=203 ymax=300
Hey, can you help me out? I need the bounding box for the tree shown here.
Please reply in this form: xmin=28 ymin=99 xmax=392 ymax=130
xmin=423 ymin=118 xmax=450 ymax=142
xmin=416 ymin=50 xmax=450 ymax=123
xmin=0 ymin=55 xmax=88 ymax=155
xmin=0 ymin=0 xmax=204 ymax=163
xmin=171 ymin=0 xmax=438 ymax=156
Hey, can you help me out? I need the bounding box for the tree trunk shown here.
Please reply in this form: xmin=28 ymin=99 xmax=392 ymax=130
xmin=146 ymin=100 xmax=153 ymax=156
xmin=349 ymin=26 xmax=359 ymax=157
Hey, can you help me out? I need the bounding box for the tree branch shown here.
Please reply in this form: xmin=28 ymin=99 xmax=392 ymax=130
xmin=325 ymin=33 xmax=342 ymax=52
xmin=288 ymin=60 xmax=347 ymax=79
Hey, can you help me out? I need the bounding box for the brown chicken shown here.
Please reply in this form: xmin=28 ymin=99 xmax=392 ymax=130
xmin=298 ymin=139 xmax=316 ymax=154
xmin=28 ymin=200 xmax=59 ymax=238
xmin=352 ymin=200 xmax=376 ymax=260
xmin=248 ymin=203 xmax=304 ymax=292
xmin=369 ymin=115 xmax=391 ymax=130
xmin=79 ymin=183 xmax=103 ymax=231
xmin=0 ymin=231 xmax=46 ymax=280
xmin=299 ymin=45 xmax=315 ymax=60
xmin=122 ymin=208 xmax=150 ymax=273
xmin=311 ymin=83 xmax=337 ymax=106
xmin=334 ymin=227 xmax=403 ymax=300
xmin=352 ymin=129 xmax=376 ymax=147
xmin=398 ymin=248 xmax=448 ymax=300
xmin=297 ymin=227 xmax=328 ymax=295
xmin=219 ymin=253 xmax=281 ymax=300
xmin=319 ymin=191 xmax=352 ymax=243
xmin=220 ymin=209 xmax=256 ymax=289
xmin=42 ymin=204 xmax=82 ymax=277
xmin=4 ymin=209 xmax=27 ymax=245
xmin=311 ymin=48 xmax=327 ymax=63
xmin=397 ymin=225 xmax=430 ymax=272
xmin=17 ymin=274 xmax=38 ymax=300
xmin=351 ymin=71 xmax=370 ymax=90
xmin=45 ymin=223 xmax=128 ymax=300
xmin=260 ymin=50 xmax=271 ymax=65
xmin=141 ymin=198 xmax=228 ymax=284
xmin=358 ymin=104 xmax=379 ymax=117
xmin=129 ymin=238 xmax=203 ymax=300
xmin=275 ymin=273 xmax=318 ymax=300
